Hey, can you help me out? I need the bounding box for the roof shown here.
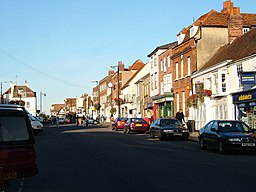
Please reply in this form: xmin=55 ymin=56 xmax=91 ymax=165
xmin=50 ymin=104 xmax=65 ymax=113
xmin=147 ymin=41 xmax=178 ymax=57
xmin=199 ymin=28 xmax=256 ymax=71
xmin=5 ymin=85 xmax=36 ymax=97
xmin=129 ymin=59 xmax=145 ymax=70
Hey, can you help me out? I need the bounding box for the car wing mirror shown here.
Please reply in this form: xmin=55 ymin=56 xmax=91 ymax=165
xmin=210 ymin=128 xmax=217 ymax=132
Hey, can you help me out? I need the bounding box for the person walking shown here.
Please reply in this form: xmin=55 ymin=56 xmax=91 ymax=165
xmin=175 ymin=109 xmax=185 ymax=124
xmin=76 ymin=115 xmax=79 ymax=127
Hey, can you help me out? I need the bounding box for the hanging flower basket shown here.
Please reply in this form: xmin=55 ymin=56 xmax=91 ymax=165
xmin=187 ymin=89 xmax=212 ymax=108
xmin=113 ymin=98 xmax=123 ymax=105
xmin=110 ymin=108 xmax=116 ymax=114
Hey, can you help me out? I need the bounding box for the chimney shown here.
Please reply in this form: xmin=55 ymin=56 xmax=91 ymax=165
xmin=221 ymin=1 xmax=243 ymax=43
xmin=108 ymin=70 xmax=114 ymax=75
xmin=118 ymin=61 xmax=125 ymax=71
xmin=24 ymin=80 xmax=29 ymax=87
xmin=222 ymin=0 xmax=240 ymax=15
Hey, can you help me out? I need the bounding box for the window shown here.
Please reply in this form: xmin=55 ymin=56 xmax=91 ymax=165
xmin=243 ymin=28 xmax=250 ymax=34
xmin=167 ymin=56 xmax=171 ymax=68
xmin=181 ymin=56 xmax=184 ymax=78
xmin=237 ymin=63 xmax=243 ymax=87
xmin=151 ymin=74 xmax=154 ymax=91
xmin=187 ymin=57 xmax=191 ymax=76
xmin=213 ymin=73 xmax=218 ymax=94
xmin=221 ymin=73 xmax=226 ymax=92
xmin=206 ymin=78 xmax=212 ymax=90
xmin=176 ymin=92 xmax=179 ymax=112
xmin=154 ymin=72 xmax=157 ymax=89
xmin=182 ymin=91 xmax=185 ymax=113
xmin=163 ymin=57 xmax=166 ymax=72
xmin=175 ymin=62 xmax=179 ymax=80
xmin=160 ymin=60 xmax=163 ymax=71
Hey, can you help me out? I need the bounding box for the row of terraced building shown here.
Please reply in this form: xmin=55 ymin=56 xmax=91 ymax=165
xmin=91 ymin=0 xmax=256 ymax=130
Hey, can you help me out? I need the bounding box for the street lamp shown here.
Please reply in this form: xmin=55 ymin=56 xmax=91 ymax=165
xmin=40 ymin=92 xmax=46 ymax=114
xmin=0 ymin=81 xmax=7 ymax=104
xmin=91 ymin=80 xmax=100 ymax=116
xmin=108 ymin=65 xmax=120 ymax=118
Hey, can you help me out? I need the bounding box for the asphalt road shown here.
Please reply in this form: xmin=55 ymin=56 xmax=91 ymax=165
xmin=5 ymin=124 xmax=256 ymax=192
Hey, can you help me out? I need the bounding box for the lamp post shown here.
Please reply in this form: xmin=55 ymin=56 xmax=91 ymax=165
xmin=109 ymin=65 xmax=120 ymax=118
xmin=40 ymin=92 xmax=46 ymax=114
xmin=91 ymin=80 xmax=100 ymax=116
xmin=0 ymin=81 xmax=7 ymax=104
xmin=108 ymin=82 xmax=113 ymax=120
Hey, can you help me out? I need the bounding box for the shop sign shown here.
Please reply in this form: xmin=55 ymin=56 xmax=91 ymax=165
xmin=233 ymin=91 xmax=256 ymax=103
xmin=240 ymin=72 xmax=256 ymax=84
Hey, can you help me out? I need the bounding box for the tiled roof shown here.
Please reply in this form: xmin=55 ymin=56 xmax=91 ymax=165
xmin=191 ymin=10 xmax=256 ymax=29
xmin=129 ymin=59 xmax=145 ymax=70
xmin=5 ymin=86 xmax=36 ymax=97
xmin=199 ymin=28 xmax=256 ymax=71
xmin=50 ymin=104 xmax=65 ymax=113
xmin=147 ymin=41 xmax=178 ymax=57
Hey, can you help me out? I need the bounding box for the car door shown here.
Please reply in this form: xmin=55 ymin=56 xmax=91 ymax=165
xmin=150 ymin=119 xmax=159 ymax=136
xmin=207 ymin=121 xmax=219 ymax=147
xmin=202 ymin=121 xmax=214 ymax=145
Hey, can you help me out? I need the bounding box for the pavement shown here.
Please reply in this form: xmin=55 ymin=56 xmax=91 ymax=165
xmin=188 ymin=131 xmax=199 ymax=142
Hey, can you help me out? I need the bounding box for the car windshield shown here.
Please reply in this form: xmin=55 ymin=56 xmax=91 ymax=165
xmin=161 ymin=119 xmax=181 ymax=126
xmin=118 ymin=118 xmax=128 ymax=121
xmin=0 ymin=116 xmax=29 ymax=142
xmin=218 ymin=121 xmax=251 ymax=132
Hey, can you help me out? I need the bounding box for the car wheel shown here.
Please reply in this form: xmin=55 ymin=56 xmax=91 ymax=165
xmin=218 ymin=141 xmax=225 ymax=154
xmin=199 ymin=138 xmax=206 ymax=150
xmin=159 ymin=133 xmax=164 ymax=141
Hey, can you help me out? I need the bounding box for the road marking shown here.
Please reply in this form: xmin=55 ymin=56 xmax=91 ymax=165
xmin=18 ymin=178 xmax=24 ymax=192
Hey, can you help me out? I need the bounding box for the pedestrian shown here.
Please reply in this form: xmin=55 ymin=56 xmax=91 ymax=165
xmin=101 ymin=114 xmax=105 ymax=123
xmin=82 ymin=115 xmax=86 ymax=127
xmin=76 ymin=115 xmax=79 ymax=127
xmin=175 ymin=109 xmax=185 ymax=124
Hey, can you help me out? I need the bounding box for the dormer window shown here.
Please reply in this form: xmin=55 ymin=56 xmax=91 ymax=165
xmin=178 ymin=34 xmax=186 ymax=44
xmin=190 ymin=26 xmax=199 ymax=38
xmin=243 ymin=28 xmax=250 ymax=34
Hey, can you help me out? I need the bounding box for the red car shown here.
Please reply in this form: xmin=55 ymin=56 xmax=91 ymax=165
xmin=123 ymin=118 xmax=150 ymax=134
xmin=0 ymin=104 xmax=38 ymax=189
xmin=112 ymin=117 xmax=128 ymax=131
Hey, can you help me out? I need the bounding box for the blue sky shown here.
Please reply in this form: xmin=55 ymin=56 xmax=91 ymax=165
xmin=0 ymin=0 xmax=254 ymax=114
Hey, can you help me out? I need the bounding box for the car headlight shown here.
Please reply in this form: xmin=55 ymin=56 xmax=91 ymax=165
xmin=228 ymin=138 xmax=241 ymax=142
xmin=182 ymin=129 xmax=189 ymax=132
xmin=163 ymin=130 xmax=174 ymax=133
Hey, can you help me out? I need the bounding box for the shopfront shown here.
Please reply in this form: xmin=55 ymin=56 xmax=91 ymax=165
xmin=152 ymin=94 xmax=174 ymax=120
xmin=232 ymin=88 xmax=256 ymax=128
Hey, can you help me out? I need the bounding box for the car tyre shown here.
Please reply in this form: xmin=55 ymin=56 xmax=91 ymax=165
xmin=199 ymin=138 xmax=206 ymax=150
xmin=159 ymin=133 xmax=164 ymax=141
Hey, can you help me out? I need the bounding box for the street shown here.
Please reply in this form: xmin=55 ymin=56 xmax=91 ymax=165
xmin=5 ymin=124 xmax=256 ymax=192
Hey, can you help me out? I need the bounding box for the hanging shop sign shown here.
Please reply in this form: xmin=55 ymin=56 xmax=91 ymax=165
xmin=240 ymin=72 xmax=256 ymax=85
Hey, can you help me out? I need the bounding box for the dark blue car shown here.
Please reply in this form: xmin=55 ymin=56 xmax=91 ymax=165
xmin=198 ymin=120 xmax=256 ymax=154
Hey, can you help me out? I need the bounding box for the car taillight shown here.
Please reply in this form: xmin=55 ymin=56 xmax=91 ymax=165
xmin=130 ymin=123 xmax=135 ymax=127
xmin=143 ymin=123 xmax=148 ymax=127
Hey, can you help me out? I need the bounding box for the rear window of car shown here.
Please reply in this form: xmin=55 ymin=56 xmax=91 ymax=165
xmin=0 ymin=115 xmax=30 ymax=142
xmin=131 ymin=118 xmax=147 ymax=123
xmin=161 ymin=119 xmax=181 ymax=126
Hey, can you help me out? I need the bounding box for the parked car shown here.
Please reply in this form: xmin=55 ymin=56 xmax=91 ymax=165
xmin=28 ymin=114 xmax=44 ymax=135
xmin=150 ymin=118 xmax=189 ymax=140
xmin=58 ymin=117 xmax=65 ymax=124
xmin=198 ymin=120 xmax=256 ymax=154
xmin=88 ymin=117 xmax=98 ymax=125
xmin=0 ymin=104 xmax=38 ymax=185
xmin=123 ymin=118 xmax=149 ymax=134
xmin=112 ymin=117 xmax=128 ymax=131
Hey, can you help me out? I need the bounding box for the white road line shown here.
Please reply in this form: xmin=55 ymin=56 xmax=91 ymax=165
xmin=18 ymin=178 xmax=24 ymax=192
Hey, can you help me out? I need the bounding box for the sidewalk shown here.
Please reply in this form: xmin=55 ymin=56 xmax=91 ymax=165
xmin=189 ymin=131 xmax=199 ymax=142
